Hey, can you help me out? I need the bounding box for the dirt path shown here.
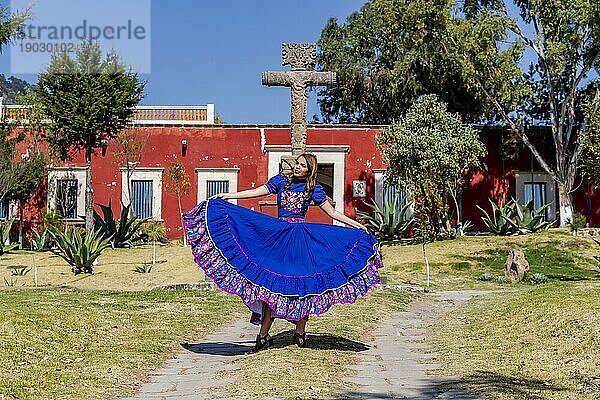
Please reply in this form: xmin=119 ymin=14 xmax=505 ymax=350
xmin=122 ymin=290 xmax=488 ymax=400
xmin=336 ymin=290 xmax=489 ymax=400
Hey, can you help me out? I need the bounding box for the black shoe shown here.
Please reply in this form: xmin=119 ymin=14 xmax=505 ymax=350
xmin=253 ymin=334 xmax=273 ymax=352
xmin=292 ymin=332 xmax=307 ymax=348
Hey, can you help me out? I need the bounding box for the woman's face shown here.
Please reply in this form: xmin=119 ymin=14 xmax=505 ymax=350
xmin=293 ymin=156 xmax=310 ymax=179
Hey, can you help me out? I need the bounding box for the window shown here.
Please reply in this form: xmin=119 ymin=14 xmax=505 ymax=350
xmin=317 ymin=164 xmax=334 ymax=199
xmin=207 ymin=180 xmax=229 ymax=199
xmin=524 ymin=182 xmax=547 ymax=212
xmin=383 ymin=184 xmax=407 ymax=207
xmin=514 ymin=171 xmax=556 ymax=220
xmin=121 ymin=168 xmax=164 ymax=220
xmin=196 ymin=168 xmax=239 ymax=204
xmin=56 ymin=179 xmax=78 ymax=219
xmin=0 ymin=198 xmax=8 ymax=219
xmin=131 ymin=180 xmax=153 ymax=219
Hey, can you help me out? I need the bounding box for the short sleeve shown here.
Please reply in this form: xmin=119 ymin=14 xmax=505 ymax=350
xmin=265 ymin=174 xmax=286 ymax=194
xmin=312 ymin=184 xmax=328 ymax=206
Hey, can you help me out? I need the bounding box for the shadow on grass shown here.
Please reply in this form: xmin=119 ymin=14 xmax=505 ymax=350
xmin=181 ymin=341 xmax=253 ymax=356
xmin=333 ymin=370 xmax=565 ymax=399
xmin=271 ymin=330 xmax=370 ymax=352
xmin=434 ymin=370 xmax=567 ymax=400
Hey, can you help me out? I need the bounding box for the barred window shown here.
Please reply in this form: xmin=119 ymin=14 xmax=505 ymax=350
xmin=0 ymin=198 xmax=8 ymax=219
xmin=207 ymin=180 xmax=229 ymax=199
xmin=56 ymin=179 xmax=78 ymax=219
xmin=131 ymin=180 xmax=153 ymax=219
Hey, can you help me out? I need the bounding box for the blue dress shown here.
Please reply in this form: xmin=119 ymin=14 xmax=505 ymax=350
xmin=183 ymin=174 xmax=383 ymax=323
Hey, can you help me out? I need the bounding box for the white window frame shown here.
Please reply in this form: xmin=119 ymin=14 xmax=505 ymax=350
xmin=514 ymin=171 xmax=556 ymax=218
xmin=266 ymin=145 xmax=347 ymax=226
xmin=121 ymin=168 xmax=164 ymax=220
xmin=47 ymin=167 xmax=86 ymax=221
xmin=195 ymin=168 xmax=239 ymax=204
xmin=0 ymin=198 xmax=17 ymax=221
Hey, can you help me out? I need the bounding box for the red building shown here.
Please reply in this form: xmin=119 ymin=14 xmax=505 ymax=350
xmin=2 ymin=103 xmax=599 ymax=239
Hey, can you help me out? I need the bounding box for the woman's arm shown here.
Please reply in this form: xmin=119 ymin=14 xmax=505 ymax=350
xmin=213 ymin=185 xmax=270 ymax=200
xmin=320 ymin=201 xmax=368 ymax=231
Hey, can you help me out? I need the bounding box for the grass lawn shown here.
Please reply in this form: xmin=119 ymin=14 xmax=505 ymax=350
xmin=0 ymin=243 xmax=205 ymax=291
xmin=0 ymin=289 xmax=245 ymax=400
xmin=0 ymin=229 xmax=599 ymax=399
xmin=380 ymin=229 xmax=600 ymax=289
xmin=431 ymin=281 xmax=600 ymax=400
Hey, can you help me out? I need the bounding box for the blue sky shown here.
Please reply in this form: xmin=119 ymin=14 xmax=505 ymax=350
xmin=3 ymin=0 xmax=366 ymax=124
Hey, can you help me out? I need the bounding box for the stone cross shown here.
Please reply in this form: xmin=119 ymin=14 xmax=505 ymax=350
xmin=262 ymin=43 xmax=336 ymax=157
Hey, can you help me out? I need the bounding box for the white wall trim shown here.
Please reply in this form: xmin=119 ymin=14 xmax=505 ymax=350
xmin=267 ymin=150 xmax=346 ymax=225
xmin=195 ymin=168 xmax=240 ymax=204
xmin=514 ymin=171 xmax=556 ymax=217
xmin=47 ymin=167 xmax=86 ymax=221
xmin=121 ymin=168 xmax=164 ymax=220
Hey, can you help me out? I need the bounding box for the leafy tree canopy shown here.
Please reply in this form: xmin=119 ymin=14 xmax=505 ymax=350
xmin=376 ymin=94 xmax=486 ymax=235
xmin=317 ymin=0 xmax=486 ymax=124
xmin=37 ymin=41 xmax=146 ymax=161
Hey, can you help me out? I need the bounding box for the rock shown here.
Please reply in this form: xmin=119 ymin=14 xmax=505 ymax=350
xmin=505 ymin=248 xmax=529 ymax=283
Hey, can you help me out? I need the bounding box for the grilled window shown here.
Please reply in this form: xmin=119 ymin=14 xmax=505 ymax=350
xmin=0 ymin=198 xmax=8 ymax=219
xmin=207 ymin=180 xmax=229 ymax=199
xmin=56 ymin=179 xmax=78 ymax=219
xmin=131 ymin=180 xmax=153 ymax=219
xmin=383 ymin=185 xmax=406 ymax=207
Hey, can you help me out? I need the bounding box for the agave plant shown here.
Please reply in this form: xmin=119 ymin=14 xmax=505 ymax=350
xmin=356 ymin=195 xmax=414 ymax=241
xmin=477 ymin=199 xmax=517 ymax=236
xmin=94 ymin=201 xmax=147 ymax=248
xmin=49 ymin=225 xmax=112 ymax=274
xmin=507 ymin=200 xmax=552 ymax=234
xmin=0 ymin=218 xmax=18 ymax=256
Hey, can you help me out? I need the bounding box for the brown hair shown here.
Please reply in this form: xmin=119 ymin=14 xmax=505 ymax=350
xmin=283 ymin=153 xmax=318 ymax=201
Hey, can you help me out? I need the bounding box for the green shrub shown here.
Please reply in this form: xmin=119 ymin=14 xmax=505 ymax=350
xmin=530 ymin=272 xmax=548 ymax=284
xmin=478 ymin=198 xmax=553 ymax=236
xmin=356 ymin=195 xmax=414 ymax=241
xmin=478 ymin=272 xmax=495 ymax=281
xmin=49 ymin=226 xmax=112 ymax=274
xmin=569 ymin=213 xmax=587 ymax=232
xmin=134 ymin=263 xmax=153 ymax=273
xmin=30 ymin=210 xmax=63 ymax=251
xmin=10 ymin=265 xmax=31 ymax=276
xmin=0 ymin=218 xmax=18 ymax=255
xmin=477 ymin=199 xmax=516 ymax=236
xmin=508 ymin=200 xmax=552 ymax=234
xmin=94 ymin=201 xmax=146 ymax=248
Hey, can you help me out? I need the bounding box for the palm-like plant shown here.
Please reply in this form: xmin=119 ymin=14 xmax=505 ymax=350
xmin=0 ymin=217 xmax=18 ymax=255
xmin=477 ymin=199 xmax=518 ymax=236
xmin=49 ymin=225 xmax=112 ymax=274
xmin=356 ymin=195 xmax=414 ymax=241
xmin=507 ymin=200 xmax=552 ymax=234
xmin=94 ymin=200 xmax=146 ymax=248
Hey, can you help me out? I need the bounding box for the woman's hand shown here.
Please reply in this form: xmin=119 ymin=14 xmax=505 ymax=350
xmin=211 ymin=193 xmax=230 ymax=200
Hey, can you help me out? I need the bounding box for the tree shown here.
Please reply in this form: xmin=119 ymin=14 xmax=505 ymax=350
xmin=112 ymin=127 xmax=149 ymax=206
xmin=166 ymin=162 xmax=190 ymax=247
xmin=36 ymin=41 xmax=145 ymax=232
xmin=445 ymin=0 xmax=600 ymax=226
xmin=0 ymin=5 xmax=31 ymax=52
xmin=580 ymin=91 xmax=600 ymax=186
xmin=316 ymin=0 xmax=486 ymax=124
xmin=376 ymin=94 xmax=486 ymax=237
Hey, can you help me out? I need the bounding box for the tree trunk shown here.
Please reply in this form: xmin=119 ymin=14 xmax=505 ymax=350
xmin=558 ymin=183 xmax=574 ymax=227
xmin=178 ymin=193 xmax=186 ymax=247
xmin=85 ymin=147 xmax=94 ymax=233
xmin=18 ymin=201 xmax=23 ymax=250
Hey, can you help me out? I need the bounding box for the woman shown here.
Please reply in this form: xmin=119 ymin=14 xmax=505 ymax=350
xmin=183 ymin=154 xmax=383 ymax=351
